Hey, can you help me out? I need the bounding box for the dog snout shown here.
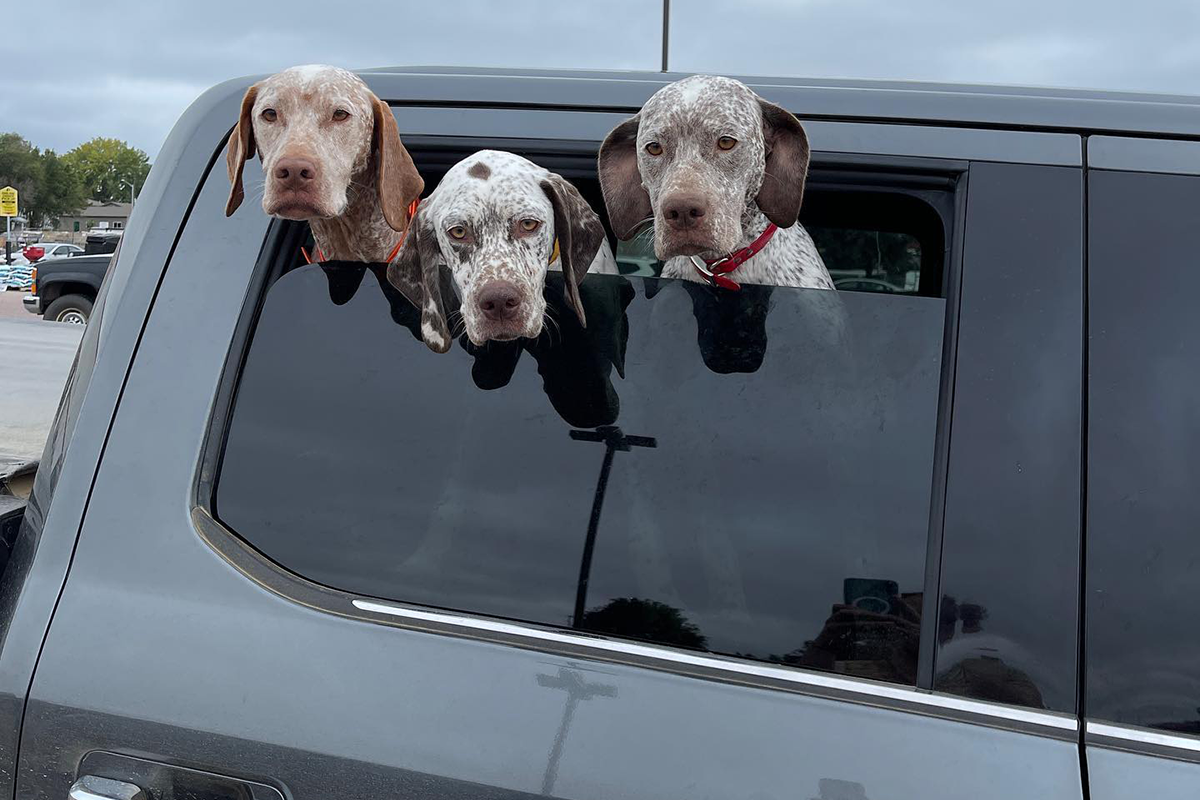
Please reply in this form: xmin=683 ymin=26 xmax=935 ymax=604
xmin=274 ymin=157 xmax=318 ymax=190
xmin=662 ymin=193 xmax=708 ymax=231
xmin=476 ymin=280 xmax=523 ymax=322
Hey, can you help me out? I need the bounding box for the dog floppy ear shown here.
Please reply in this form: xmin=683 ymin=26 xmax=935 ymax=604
xmin=755 ymin=98 xmax=811 ymax=229
xmin=225 ymin=82 xmax=260 ymax=217
xmin=386 ymin=206 xmax=451 ymax=353
xmin=541 ymin=174 xmax=606 ymax=328
xmin=372 ymin=95 xmax=424 ymax=234
xmin=598 ymin=115 xmax=652 ymax=240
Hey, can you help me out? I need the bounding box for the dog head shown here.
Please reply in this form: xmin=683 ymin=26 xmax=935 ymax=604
xmin=389 ymin=150 xmax=605 ymax=351
xmin=225 ymin=64 xmax=422 ymax=233
xmin=599 ymin=75 xmax=810 ymax=260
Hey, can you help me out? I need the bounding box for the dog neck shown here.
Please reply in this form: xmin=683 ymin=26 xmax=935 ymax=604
xmin=308 ymin=167 xmax=402 ymax=263
xmin=737 ymin=206 xmax=775 ymax=249
xmin=661 ymin=203 xmax=834 ymax=290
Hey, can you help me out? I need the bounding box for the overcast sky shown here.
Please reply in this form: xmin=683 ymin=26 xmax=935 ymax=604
xmin=8 ymin=0 xmax=1200 ymax=160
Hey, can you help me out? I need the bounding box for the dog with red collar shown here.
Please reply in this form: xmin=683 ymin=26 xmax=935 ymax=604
xmin=598 ymin=75 xmax=834 ymax=292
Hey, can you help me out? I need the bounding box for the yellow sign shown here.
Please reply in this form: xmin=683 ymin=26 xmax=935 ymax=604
xmin=0 ymin=186 xmax=16 ymax=217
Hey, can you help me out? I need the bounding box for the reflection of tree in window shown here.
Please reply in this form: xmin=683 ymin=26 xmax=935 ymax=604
xmin=581 ymin=597 xmax=708 ymax=650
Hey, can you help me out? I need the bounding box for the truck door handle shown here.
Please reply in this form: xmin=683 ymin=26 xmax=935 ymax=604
xmin=69 ymin=776 xmax=148 ymax=800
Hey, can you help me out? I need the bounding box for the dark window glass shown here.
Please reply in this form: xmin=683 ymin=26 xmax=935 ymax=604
xmin=1088 ymin=168 xmax=1200 ymax=732
xmin=216 ymin=252 xmax=946 ymax=684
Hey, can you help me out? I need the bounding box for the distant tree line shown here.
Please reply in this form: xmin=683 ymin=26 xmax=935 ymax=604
xmin=0 ymin=132 xmax=152 ymax=228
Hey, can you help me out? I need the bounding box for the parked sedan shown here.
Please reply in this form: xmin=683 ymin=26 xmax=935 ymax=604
xmin=833 ymin=277 xmax=903 ymax=293
xmin=22 ymin=242 xmax=83 ymax=262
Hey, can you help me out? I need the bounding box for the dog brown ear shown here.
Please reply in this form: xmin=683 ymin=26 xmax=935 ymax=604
xmin=755 ymin=98 xmax=811 ymax=229
xmin=387 ymin=206 xmax=451 ymax=353
xmin=598 ymin=115 xmax=652 ymax=240
xmin=372 ymin=95 xmax=424 ymax=234
xmin=225 ymin=83 xmax=259 ymax=217
xmin=542 ymin=174 xmax=605 ymax=328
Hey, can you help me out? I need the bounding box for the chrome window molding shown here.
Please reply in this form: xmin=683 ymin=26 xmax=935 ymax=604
xmin=1087 ymin=720 xmax=1200 ymax=763
xmin=192 ymin=506 xmax=1077 ymax=742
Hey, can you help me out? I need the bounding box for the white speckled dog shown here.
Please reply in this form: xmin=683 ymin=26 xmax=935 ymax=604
xmin=599 ymin=75 xmax=833 ymax=291
xmin=225 ymin=64 xmax=423 ymax=263
xmin=389 ymin=150 xmax=616 ymax=352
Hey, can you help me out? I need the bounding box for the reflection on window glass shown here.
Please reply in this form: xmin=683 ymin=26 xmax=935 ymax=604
xmin=810 ymin=228 xmax=921 ymax=293
xmin=216 ymin=263 xmax=945 ymax=686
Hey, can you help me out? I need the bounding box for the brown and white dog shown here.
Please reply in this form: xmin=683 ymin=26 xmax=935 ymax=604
xmin=598 ymin=75 xmax=833 ymax=291
xmin=390 ymin=149 xmax=612 ymax=353
xmin=224 ymin=64 xmax=423 ymax=264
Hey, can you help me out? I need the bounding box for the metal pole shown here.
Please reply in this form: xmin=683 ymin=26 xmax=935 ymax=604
xmin=573 ymin=442 xmax=617 ymax=627
xmin=568 ymin=427 xmax=656 ymax=627
xmin=661 ymin=0 xmax=670 ymax=72
xmin=5 ymin=215 xmax=10 ymax=265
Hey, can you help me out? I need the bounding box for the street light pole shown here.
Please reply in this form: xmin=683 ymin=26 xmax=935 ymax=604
xmin=661 ymin=0 xmax=670 ymax=72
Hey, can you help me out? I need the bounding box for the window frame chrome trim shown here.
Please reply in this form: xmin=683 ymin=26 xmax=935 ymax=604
xmin=1087 ymin=720 xmax=1200 ymax=763
xmin=193 ymin=506 xmax=1076 ymax=742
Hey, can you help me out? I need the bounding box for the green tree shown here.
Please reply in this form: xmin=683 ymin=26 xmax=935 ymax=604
xmin=0 ymin=133 xmax=42 ymax=206
xmin=63 ymin=137 xmax=151 ymax=203
xmin=23 ymin=150 xmax=87 ymax=228
xmin=580 ymin=597 xmax=708 ymax=649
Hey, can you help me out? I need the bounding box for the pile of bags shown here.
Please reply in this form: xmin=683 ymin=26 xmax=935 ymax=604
xmin=0 ymin=260 xmax=35 ymax=291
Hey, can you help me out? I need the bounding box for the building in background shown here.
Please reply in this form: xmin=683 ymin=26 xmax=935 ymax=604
xmin=56 ymin=201 xmax=132 ymax=235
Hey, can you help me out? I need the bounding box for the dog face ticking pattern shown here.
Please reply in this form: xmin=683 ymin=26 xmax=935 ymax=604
xmin=599 ymin=75 xmax=811 ymax=262
xmin=225 ymin=65 xmax=423 ymax=261
xmin=388 ymin=150 xmax=606 ymax=352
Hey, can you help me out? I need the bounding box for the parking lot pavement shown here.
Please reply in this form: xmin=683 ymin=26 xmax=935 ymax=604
xmin=0 ymin=288 xmax=32 ymax=319
xmin=0 ymin=304 xmax=84 ymax=461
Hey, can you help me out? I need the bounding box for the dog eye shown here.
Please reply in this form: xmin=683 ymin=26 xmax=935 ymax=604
xmin=645 ymin=141 xmax=663 ymax=156
xmin=332 ymin=109 xmax=350 ymax=122
xmin=519 ymin=219 xmax=541 ymax=233
xmin=717 ymin=136 xmax=738 ymax=150
xmin=261 ymin=108 xmax=277 ymax=122
xmin=447 ymin=226 xmax=468 ymax=240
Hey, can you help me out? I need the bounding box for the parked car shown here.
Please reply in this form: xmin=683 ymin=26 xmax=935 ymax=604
xmin=832 ymin=277 xmax=901 ymax=293
xmin=2 ymin=67 xmax=1199 ymax=800
xmin=21 ymin=242 xmax=83 ymax=263
xmin=21 ymin=252 xmax=111 ymax=323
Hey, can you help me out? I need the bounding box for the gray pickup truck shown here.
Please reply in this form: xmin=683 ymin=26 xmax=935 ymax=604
xmin=2 ymin=67 xmax=1199 ymax=800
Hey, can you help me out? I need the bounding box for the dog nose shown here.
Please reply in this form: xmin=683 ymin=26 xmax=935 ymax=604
xmin=662 ymin=194 xmax=708 ymax=230
xmin=274 ymin=157 xmax=317 ymax=189
xmin=477 ymin=280 xmax=523 ymax=322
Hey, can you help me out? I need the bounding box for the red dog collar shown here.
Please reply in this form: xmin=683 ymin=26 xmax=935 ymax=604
xmin=690 ymin=223 xmax=778 ymax=291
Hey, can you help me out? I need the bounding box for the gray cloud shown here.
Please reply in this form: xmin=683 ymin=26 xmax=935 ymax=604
xmin=7 ymin=0 xmax=1200 ymax=159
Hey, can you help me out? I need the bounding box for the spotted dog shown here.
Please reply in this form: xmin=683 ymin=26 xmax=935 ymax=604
xmin=389 ymin=150 xmax=615 ymax=352
xmin=598 ymin=75 xmax=833 ymax=291
xmin=225 ymin=64 xmax=423 ymax=264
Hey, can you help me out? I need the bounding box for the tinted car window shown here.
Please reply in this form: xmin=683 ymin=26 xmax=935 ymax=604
xmin=216 ymin=251 xmax=946 ymax=685
xmin=1088 ymin=168 xmax=1200 ymax=732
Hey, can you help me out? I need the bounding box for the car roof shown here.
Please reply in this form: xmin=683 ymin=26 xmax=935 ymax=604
xmin=342 ymin=66 xmax=1200 ymax=140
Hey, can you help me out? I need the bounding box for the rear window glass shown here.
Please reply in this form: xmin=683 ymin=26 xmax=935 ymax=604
xmin=212 ymin=149 xmax=954 ymax=687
